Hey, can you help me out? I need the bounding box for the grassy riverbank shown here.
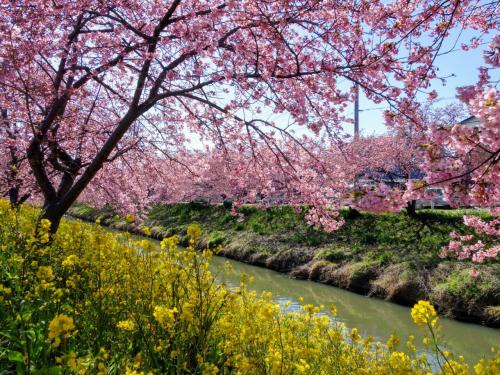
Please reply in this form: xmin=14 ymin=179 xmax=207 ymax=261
xmin=69 ymin=202 xmax=500 ymax=327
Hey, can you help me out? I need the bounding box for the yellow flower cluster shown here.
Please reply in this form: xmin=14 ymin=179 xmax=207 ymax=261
xmin=0 ymin=200 xmax=498 ymax=374
xmin=153 ymin=306 xmax=177 ymax=327
xmin=56 ymin=352 xmax=77 ymax=371
xmin=48 ymin=314 xmax=77 ymax=348
xmin=117 ymin=319 xmax=136 ymax=331
xmin=474 ymin=348 xmax=500 ymax=375
xmin=62 ymin=254 xmax=79 ymax=267
xmin=0 ymin=283 xmax=12 ymax=303
xmin=141 ymin=226 xmax=152 ymax=236
xmin=39 ymin=218 xmax=52 ymax=243
xmin=411 ymin=300 xmax=438 ymax=328
xmin=124 ymin=369 xmax=153 ymax=375
xmin=387 ymin=334 xmax=401 ymax=351
xmin=125 ymin=213 xmax=135 ymax=223
xmin=187 ymin=223 xmax=202 ymax=241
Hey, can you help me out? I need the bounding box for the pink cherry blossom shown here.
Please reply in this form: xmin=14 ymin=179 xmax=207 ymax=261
xmin=0 ymin=0 xmax=497 ymax=239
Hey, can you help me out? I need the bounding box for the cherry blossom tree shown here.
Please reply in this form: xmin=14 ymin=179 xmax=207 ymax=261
xmin=0 ymin=107 xmax=35 ymax=207
xmin=0 ymin=0 xmax=498 ymax=233
xmin=408 ymin=39 xmax=500 ymax=264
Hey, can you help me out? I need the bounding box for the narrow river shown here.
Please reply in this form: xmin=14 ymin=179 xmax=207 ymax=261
xmin=208 ymin=256 xmax=499 ymax=365
xmin=121 ymin=229 xmax=499 ymax=365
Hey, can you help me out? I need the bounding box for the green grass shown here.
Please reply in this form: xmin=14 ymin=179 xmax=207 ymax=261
xmin=70 ymin=202 xmax=495 ymax=271
xmin=433 ymin=266 xmax=499 ymax=301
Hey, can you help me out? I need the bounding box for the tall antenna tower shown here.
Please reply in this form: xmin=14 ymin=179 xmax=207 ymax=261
xmin=354 ymin=83 xmax=360 ymax=139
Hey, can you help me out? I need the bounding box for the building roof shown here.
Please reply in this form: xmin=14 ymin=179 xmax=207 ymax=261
xmin=459 ymin=115 xmax=480 ymax=127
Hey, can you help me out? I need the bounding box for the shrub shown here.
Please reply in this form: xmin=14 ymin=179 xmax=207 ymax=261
xmin=0 ymin=201 xmax=497 ymax=374
xmin=207 ymin=231 xmax=227 ymax=248
xmin=316 ymin=248 xmax=348 ymax=262
xmin=433 ymin=265 xmax=499 ymax=302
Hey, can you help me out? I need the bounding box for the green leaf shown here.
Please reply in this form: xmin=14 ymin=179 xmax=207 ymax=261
xmin=33 ymin=366 xmax=61 ymax=375
xmin=7 ymin=350 xmax=23 ymax=363
xmin=25 ymin=329 xmax=36 ymax=340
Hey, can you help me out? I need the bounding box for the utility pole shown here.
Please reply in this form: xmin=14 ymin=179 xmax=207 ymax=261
xmin=354 ymin=83 xmax=360 ymax=139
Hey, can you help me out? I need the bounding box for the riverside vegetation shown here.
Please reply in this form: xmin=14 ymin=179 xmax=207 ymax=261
xmin=68 ymin=202 xmax=500 ymax=327
xmin=1 ymin=200 xmax=499 ymax=374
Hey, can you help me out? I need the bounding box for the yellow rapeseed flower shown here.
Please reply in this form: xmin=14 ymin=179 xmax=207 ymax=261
xmin=57 ymin=352 xmax=77 ymax=370
xmin=295 ymin=359 xmax=310 ymax=373
xmin=153 ymin=306 xmax=177 ymax=327
xmin=0 ymin=284 xmax=12 ymax=295
xmin=474 ymin=356 xmax=500 ymax=375
xmin=0 ymin=284 xmax=12 ymax=303
xmin=38 ymin=219 xmax=52 ymax=243
xmin=387 ymin=334 xmax=401 ymax=351
xmin=62 ymin=254 xmax=79 ymax=267
xmin=124 ymin=368 xmax=153 ymax=375
xmin=40 ymin=218 xmax=51 ymax=231
xmin=350 ymin=328 xmax=361 ymax=342
xmin=388 ymin=351 xmax=411 ymax=372
xmin=187 ymin=223 xmax=202 ymax=241
xmin=406 ymin=335 xmax=416 ymax=352
xmin=328 ymin=304 xmax=337 ymax=317
xmin=48 ymin=314 xmax=76 ymax=348
xmin=411 ymin=300 xmax=438 ymax=328
xmin=117 ymin=319 xmax=135 ymax=331
xmin=36 ymin=266 xmax=54 ymax=281
xmin=160 ymin=236 xmax=179 ymax=251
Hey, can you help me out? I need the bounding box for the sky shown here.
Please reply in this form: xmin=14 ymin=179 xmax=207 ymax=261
xmin=355 ymin=30 xmax=498 ymax=136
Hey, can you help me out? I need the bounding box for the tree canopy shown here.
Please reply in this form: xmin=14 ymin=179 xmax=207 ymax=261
xmin=0 ymin=1 xmax=498 ymax=248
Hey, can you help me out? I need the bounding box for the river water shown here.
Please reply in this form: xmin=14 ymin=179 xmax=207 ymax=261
xmin=208 ymin=256 xmax=499 ymax=365
xmin=118 ymin=228 xmax=499 ymax=365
